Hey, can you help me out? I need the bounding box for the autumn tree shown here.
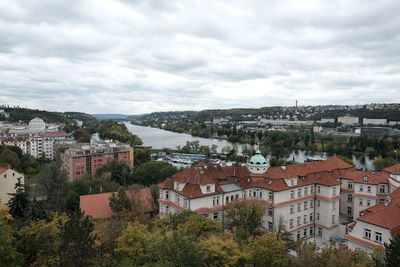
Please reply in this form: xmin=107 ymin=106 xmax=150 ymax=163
xmin=0 ymin=206 xmax=23 ymax=267
xmin=249 ymin=233 xmax=288 ymax=267
xmin=199 ymin=233 xmax=247 ymax=266
xmin=17 ymin=213 xmax=68 ymax=266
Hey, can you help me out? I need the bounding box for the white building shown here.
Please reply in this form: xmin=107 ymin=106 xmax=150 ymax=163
xmin=28 ymin=117 xmax=46 ymax=132
xmin=159 ymin=155 xmax=400 ymax=247
xmin=159 ymin=154 xmax=355 ymax=243
xmin=362 ymin=118 xmax=387 ymax=125
xmin=345 ymin=187 xmax=400 ymax=253
xmin=0 ymin=168 xmax=24 ymax=206
xmin=318 ymin=118 xmax=335 ymax=124
xmin=338 ymin=116 xmax=359 ymax=125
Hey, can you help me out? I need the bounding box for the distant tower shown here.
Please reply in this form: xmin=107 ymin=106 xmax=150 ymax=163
xmin=296 ymin=100 xmax=298 ymax=108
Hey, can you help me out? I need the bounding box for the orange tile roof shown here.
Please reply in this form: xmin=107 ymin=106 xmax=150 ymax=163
xmin=80 ymin=188 xmax=154 ymax=218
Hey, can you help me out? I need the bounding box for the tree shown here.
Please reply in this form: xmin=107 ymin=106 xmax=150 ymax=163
xmin=109 ymin=187 xmax=131 ymax=214
xmin=59 ymin=211 xmax=97 ymax=267
xmin=115 ymin=221 xmax=154 ymax=265
xmin=7 ymin=178 xmax=30 ymax=221
xmin=134 ymin=149 xmax=151 ymax=166
xmin=250 ymin=233 xmax=288 ymax=267
xmin=373 ymin=156 xmax=397 ymax=171
xmin=36 ymin=159 xmax=68 ymax=212
xmin=199 ymin=234 xmax=246 ymax=266
xmin=385 ymin=235 xmax=400 ymax=267
xmin=0 ymin=148 xmax=21 ymax=169
xmin=95 ymin=160 xmax=133 ymax=186
xmin=17 ymin=213 xmax=68 ymax=266
xmin=132 ymin=161 xmax=178 ymax=186
xmin=224 ymin=199 xmax=266 ymax=235
xmin=0 ymin=206 xmax=23 ymax=267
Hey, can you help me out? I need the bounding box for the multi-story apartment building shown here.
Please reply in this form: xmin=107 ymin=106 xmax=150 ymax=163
xmin=158 ymin=152 xmax=400 ymax=244
xmin=0 ymin=131 xmax=73 ymax=160
xmin=0 ymin=167 xmax=24 ymax=206
xmin=61 ymin=142 xmax=134 ymax=181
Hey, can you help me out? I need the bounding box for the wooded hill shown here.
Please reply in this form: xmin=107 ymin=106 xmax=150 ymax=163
xmin=0 ymin=105 xmax=96 ymax=123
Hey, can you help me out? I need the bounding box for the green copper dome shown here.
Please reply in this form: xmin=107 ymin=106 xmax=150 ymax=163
xmin=249 ymin=150 xmax=267 ymax=166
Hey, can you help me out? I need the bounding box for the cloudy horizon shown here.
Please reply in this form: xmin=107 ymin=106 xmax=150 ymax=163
xmin=1 ymin=0 xmax=399 ymax=114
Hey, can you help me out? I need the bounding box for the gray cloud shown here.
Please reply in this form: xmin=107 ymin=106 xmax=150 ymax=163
xmin=0 ymin=0 xmax=399 ymax=114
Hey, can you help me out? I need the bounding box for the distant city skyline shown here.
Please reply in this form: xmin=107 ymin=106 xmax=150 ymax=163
xmin=1 ymin=0 xmax=399 ymax=114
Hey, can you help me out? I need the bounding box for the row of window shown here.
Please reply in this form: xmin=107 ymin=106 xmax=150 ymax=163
xmin=289 ymin=200 xmax=314 ymax=213
xmin=289 ymin=213 xmax=314 ymax=228
xmin=290 ymin=185 xmax=314 ymax=199
xmin=296 ymin=226 xmax=316 ymax=240
xmin=364 ymin=229 xmax=382 ymax=243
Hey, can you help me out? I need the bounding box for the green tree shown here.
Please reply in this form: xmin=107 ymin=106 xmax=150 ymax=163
xmin=59 ymin=211 xmax=97 ymax=267
xmin=95 ymin=160 xmax=133 ymax=186
xmin=224 ymin=199 xmax=266 ymax=236
xmin=36 ymin=159 xmax=68 ymax=212
xmin=109 ymin=187 xmax=131 ymax=214
xmin=7 ymin=178 xmax=30 ymax=221
xmin=0 ymin=148 xmax=21 ymax=169
xmin=385 ymin=235 xmax=400 ymax=267
xmin=373 ymin=156 xmax=397 ymax=171
xmin=132 ymin=161 xmax=178 ymax=186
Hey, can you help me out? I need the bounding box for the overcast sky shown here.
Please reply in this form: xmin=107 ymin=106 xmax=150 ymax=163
xmin=0 ymin=0 xmax=399 ymax=114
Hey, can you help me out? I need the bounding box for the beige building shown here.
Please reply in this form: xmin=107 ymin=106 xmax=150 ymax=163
xmin=338 ymin=116 xmax=359 ymax=125
xmin=0 ymin=167 xmax=24 ymax=206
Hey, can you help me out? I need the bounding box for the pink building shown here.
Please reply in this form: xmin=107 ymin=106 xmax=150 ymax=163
xmin=61 ymin=142 xmax=134 ymax=181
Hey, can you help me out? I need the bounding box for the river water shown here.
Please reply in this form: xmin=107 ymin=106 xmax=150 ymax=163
xmin=125 ymin=123 xmax=374 ymax=170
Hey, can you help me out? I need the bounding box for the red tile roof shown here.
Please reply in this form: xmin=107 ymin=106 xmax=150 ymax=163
xmin=80 ymin=188 xmax=154 ymax=218
xmin=357 ymin=187 xmax=400 ymax=236
xmin=384 ymin=163 xmax=400 ymax=175
xmin=159 ymin=157 xmax=354 ymax=198
xmin=0 ymin=167 xmax=9 ymax=174
xmin=41 ymin=131 xmax=71 ymax=137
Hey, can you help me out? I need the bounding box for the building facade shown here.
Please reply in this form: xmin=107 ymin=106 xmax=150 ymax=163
xmin=362 ymin=118 xmax=387 ymax=125
xmin=61 ymin=142 xmax=134 ymax=181
xmin=158 ymin=154 xmax=400 ymax=246
xmin=338 ymin=116 xmax=359 ymax=125
xmin=0 ymin=167 xmax=24 ymax=206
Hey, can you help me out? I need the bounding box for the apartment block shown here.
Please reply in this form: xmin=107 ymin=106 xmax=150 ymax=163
xmin=61 ymin=142 xmax=134 ymax=181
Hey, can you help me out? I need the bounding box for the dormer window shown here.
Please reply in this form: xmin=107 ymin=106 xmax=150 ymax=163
xmin=206 ymin=186 xmax=211 ymax=192
xmin=363 ymin=176 xmax=368 ymax=183
xmin=290 ymin=179 xmax=294 ymax=186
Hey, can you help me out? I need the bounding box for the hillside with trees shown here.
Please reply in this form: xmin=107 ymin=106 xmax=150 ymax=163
xmin=0 ymin=105 xmax=95 ymax=123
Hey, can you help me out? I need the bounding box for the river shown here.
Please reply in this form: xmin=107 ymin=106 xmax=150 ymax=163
xmin=125 ymin=122 xmax=374 ymax=170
